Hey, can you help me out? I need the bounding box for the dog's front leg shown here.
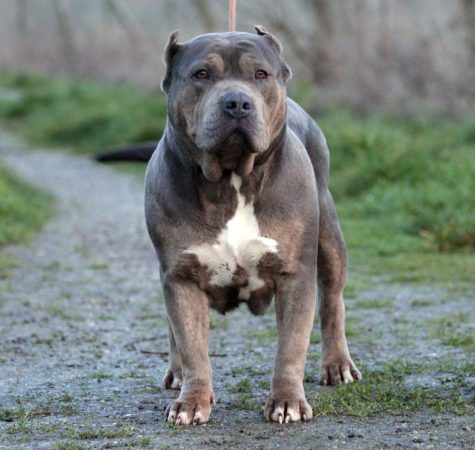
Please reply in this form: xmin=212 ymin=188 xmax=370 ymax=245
xmin=163 ymin=278 xmax=214 ymax=425
xmin=265 ymin=273 xmax=316 ymax=423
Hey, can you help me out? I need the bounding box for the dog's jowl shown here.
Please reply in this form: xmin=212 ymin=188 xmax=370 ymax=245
xmin=144 ymin=26 xmax=361 ymax=425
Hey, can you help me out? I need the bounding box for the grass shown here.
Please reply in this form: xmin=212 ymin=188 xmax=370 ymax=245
xmin=319 ymin=110 xmax=475 ymax=253
xmin=227 ymin=379 xmax=253 ymax=393
xmin=0 ymin=71 xmax=167 ymax=156
xmin=53 ymin=443 xmax=88 ymax=450
xmin=0 ymin=161 xmax=54 ymax=277
xmin=209 ymin=310 xmax=230 ymax=330
xmin=45 ymin=302 xmax=82 ymax=321
xmin=354 ymin=298 xmax=393 ymax=309
xmin=0 ymin=406 xmax=31 ymax=422
xmin=234 ymin=393 xmax=261 ymax=412
xmin=311 ymin=359 xmax=474 ymax=417
xmin=62 ymin=422 xmax=136 ymax=440
xmin=0 ymin=162 xmax=54 ymax=248
xmin=427 ymin=313 xmax=475 ymax=350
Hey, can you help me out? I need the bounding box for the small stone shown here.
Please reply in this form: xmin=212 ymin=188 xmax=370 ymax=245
xmin=413 ymin=437 xmax=424 ymax=443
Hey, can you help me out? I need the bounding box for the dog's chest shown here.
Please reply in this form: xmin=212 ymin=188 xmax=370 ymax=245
xmin=184 ymin=173 xmax=278 ymax=300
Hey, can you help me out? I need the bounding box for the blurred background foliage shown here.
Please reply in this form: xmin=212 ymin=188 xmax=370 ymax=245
xmin=2 ymin=0 xmax=475 ymax=114
xmin=0 ymin=0 xmax=474 ymax=257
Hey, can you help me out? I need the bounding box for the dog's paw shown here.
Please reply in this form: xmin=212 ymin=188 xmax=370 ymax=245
xmin=162 ymin=368 xmax=183 ymax=390
xmin=166 ymin=390 xmax=215 ymax=425
xmin=319 ymin=354 xmax=362 ymax=386
xmin=264 ymin=395 xmax=313 ymax=423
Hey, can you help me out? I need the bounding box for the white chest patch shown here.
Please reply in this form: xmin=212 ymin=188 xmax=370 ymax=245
xmin=184 ymin=173 xmax=278 ymax=300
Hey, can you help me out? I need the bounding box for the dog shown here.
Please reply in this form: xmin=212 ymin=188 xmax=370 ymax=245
xmin=139 ymin=26 xmax=362 ymax=425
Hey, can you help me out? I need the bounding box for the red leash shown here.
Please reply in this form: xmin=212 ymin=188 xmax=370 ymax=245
xmin=229 ymin=0 xmax=236 ymax=32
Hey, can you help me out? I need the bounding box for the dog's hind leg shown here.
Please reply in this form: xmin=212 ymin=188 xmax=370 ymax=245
xmin=162 ymin=320 xmax=183 ymax=390
xmin=317 ymin=190 xmax=362 ymax=385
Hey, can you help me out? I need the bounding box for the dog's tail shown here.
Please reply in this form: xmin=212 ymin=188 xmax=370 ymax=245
xmin=95 ymin=142 xmax=157 ymax=163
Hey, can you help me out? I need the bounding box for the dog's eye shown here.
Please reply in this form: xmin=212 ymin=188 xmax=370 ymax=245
xmin=193 ymin=70 xmax=210 ymax=80
xmin=255 ymin=70 xmax=269 ymax=80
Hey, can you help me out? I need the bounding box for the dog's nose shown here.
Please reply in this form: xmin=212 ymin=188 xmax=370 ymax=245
xmin=221 ymin=92 xmax=253 ymax=118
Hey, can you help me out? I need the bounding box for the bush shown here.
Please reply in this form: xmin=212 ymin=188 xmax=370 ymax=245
xmin=319 ymin=110 xmax=475 ymax=252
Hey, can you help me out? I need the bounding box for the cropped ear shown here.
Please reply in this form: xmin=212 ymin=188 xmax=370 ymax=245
xmin=254 ymin=25 xmax=292 ymax=83
xmin=161 ymin=31 xmax=181 ymax=94
xmin=255 ymin=25 xmax=283 ymax=53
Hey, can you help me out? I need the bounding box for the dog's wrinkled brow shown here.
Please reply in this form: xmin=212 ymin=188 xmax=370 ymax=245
xmin=188 ymin=53 xmax=225 ymax=74
xmin=239 ymin=53 xmax=271 ymax=73
xmin=236 ymin=40 xmax=256 ymax=49
xmin=202 ymin=53 xmax=225 ymax=72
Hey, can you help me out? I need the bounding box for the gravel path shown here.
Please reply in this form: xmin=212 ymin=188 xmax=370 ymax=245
xmin=0 ymin=136 xmax=473 ymax=449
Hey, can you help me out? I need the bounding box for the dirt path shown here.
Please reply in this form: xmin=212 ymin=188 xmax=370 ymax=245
xmin=0 ymin=137 xmax=473 ymax=449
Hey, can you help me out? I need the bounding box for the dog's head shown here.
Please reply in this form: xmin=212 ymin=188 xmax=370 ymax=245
xmin=162 ymin=26 xmax=291 ymax=181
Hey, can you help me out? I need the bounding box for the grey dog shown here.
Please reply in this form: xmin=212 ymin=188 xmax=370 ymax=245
xmin=138 ymin=26 xmax=362 ymax=425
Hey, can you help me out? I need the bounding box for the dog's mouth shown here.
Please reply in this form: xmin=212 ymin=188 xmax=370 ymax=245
xmin=194 ymin=112 xmax=269 ymax=181
xmin=216 ymin=129 xmax=257 ymax=169
xmin=199 ymin=129 xmax=258 ymax=182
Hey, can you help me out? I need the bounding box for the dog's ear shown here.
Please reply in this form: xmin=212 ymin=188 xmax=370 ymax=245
xmin=255 ymin=25 xmax=283 ymax=53
xmin=161 ymin=31 xmax=181 ymax=94
xmin=254 ymin=25 xmax=292 ymax=83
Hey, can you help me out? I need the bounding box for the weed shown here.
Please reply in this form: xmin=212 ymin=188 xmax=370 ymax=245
xmin=62 ymin=422 xmax=136 ymax=440
xmin=87 ymin=262 xmax=109 ymax=270
xmin=0 ymin=406 xmax=31 ymax=422
xmin=246 ymin=327 xmax=278 ymax=343
xmin=53 ymin=443 xmax=88 ymax=450
xmin=227 ymin=379 xmax=252 ymax=393
xmin=123 ymin=437 xmax=152 ymax=448
xmin=311 ymin=360 xmax=473 ymax=417
xmin=310 ymin=330 xmax=321 ymax=344
xmin=235 ymin=393 xmax=261 ymax=412
xmin=210 ymin=311 xmax=230 ymax=330
xmin=46 ymin=303 xmax=82 ymax=321
xmin=427 ymin=313 xmax=475 ymax=350
xmin=411 ymin=299 xmax=434 ymax=307
xmin=90 ymin=372 xmax=113 ymax=380
xmin=354 ymin=299 xmax=393 ymax=309
xmin=227 ymin=365 xmax=267 ymax=377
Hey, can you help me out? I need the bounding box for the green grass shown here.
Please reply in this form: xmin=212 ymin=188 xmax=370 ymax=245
xmin=209 ymin=310 xmax=230 ymax=330
xmin=0 ymin=71 xmax=167 ymax=155
xmin=234 ymin=393 xmax=261 ymax=412
xmin=0 ymin=162 xmax=54 ymax=279
xmin=53 ymin=443 xmax=88 ymax=450
xmin=62 ymin=422 xmax=136 ymax=440
xmin=311 ymin=359 xmax=474 ymax=417
xmin=0 ymin=161 xmax=54 ymax=276
xmin=354 ymin=298 xmax=393 ymax=309
xmin=319 ymin=110 xmax=475 ymax=252
xmin=0 ymin=406 xmax=31 ymax=422
xmin=427 ymin=313 xmax=475 ymax=350
xmin=227 ymin=378 xmax=252 ymax=393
